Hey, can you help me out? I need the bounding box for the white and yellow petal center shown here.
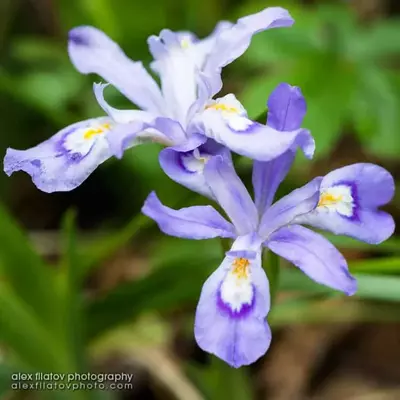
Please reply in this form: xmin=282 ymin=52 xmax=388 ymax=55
xmin=317 ymin=185 xmax=355 ymax=217
xmin=220 ymin=257 xmax=254 ymax=313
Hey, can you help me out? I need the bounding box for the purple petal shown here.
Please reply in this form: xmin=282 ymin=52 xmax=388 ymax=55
xmin=204 ymin=156 xmax=258 ymax=235
xmin=4 ymin=117 xmax=134 ymax=193
xmin=294 ymin=164 xmax=395 ymax=244
xmin=141 ymin=191 xmax=236 ymax=239
xmin=203 ymin=7 xmax=294 ymax=95
xmin=252 ymin=152 xmax=296 ymax=216
xmin=267 ymin=83 xmax=307 ymax=131
xmin=192 ymin=107 xmax=312 ymax=162
xmin=258 ymin=177 xmax=322 ymax=239
xmin=321 ymin=163 xmax=394 ymax=208
xmin=159 ymin=140 xmax=231 ymax=199
xmin=266 ymin=225 xmax=357 ymax=295
xmin=194 ymin=249 xmax=271 ymax=368
xmin=68 ymin=26 xmax=165 ymax=113
xmin=252 ymin=81 xmax=315 ymax=216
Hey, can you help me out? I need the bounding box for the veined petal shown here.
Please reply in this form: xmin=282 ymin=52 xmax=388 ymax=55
xmin=159 ymin=140 xmax=231 ymax=198
xmin=141 ymin=191 xmax=236 ymax=239
xmin=267 ymin=83 xmax=307 ymax=131
xmin=107 ymin=117 xmax=187 ymax=159
xmin=93 ymin=82 xmax=155 ymax=124
xmin=68 ymin=26 xmax=165 ymax=113
xmin=192 ymin=94 xmax=311 ymax=162
xmin=258 ymin=177 xmax=322 ymax=239
xmin=148 ymin=29 xmax=198 ymax=123
xmin=204 ymin=156 xmax=258 ymax=235
xmin=4 ymin=117 xmax=135 ymax=192
xmin=203 ymin=7 xmax=294 ymax=95
xmin=266 ymin=225 xmax=357 ymax=295
xmin=252 ymin=83 xmax=314 ymax=216
xmin=194 ymin=245 xmax=271 ymax=368
xmin=252 ymin=152 xmax=296 ymax=217
xmin=294 ymin=164 xmax=395 ymax=244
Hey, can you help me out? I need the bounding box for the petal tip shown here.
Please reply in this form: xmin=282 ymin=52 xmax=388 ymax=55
xmin=68 ymin=27 xmax=92 ymax=46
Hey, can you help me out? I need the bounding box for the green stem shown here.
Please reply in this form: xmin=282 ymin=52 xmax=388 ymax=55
xmin=264 ymin=250 xmax=280 ymax=306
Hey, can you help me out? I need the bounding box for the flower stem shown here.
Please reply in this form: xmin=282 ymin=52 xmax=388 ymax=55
xmin=264 ymin=250 xmax=280 ymax=306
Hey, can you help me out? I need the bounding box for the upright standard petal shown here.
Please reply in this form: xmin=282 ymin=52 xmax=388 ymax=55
xmin=148 ymin=29 xmax=198 ymax=123
xmin=141 ymin=192 xmax=236 ymax=239
xmin=204 ymin=156 xmax=258 ymax=236
xmin=192 ymin=94 xmax=311 ymax=162
xmin=159 ymin=140 xmax=231 ymax=199
xmin=266 ymin=225 xmax=357 ymax=295
xmin=68 ymin=26 xmax=165 ymax=113
xmin=294 ymin=164 xmax=395 ymax=244
xmin=4 ymin=117 xmax=135 ymax=192
xmin=194 ymin=248 xmax=271 ymax=368
xmin=258 ymin=177 xmax=322 ymax=239
xmin=267 ymin=83 xmax=307 ymax=131
xmin=203 ymin=7 xmax=294 ymax=95
xmin=253 ymin=83 xmax=314 ymax=215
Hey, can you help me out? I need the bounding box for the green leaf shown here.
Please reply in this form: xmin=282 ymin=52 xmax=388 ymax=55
xmin=0 ymin=283 xmax=68 ymax=372
xmin=354 ymin=68 xmax=400 ymax=157
xmin=188 ymin=358 xmax=254 ymax=400
xmin=322 ymin=233 xmax=400 ymax=255
xmin=59 ymin=210 xmax=86 ymax=373
xmin=280 ymin=265 xmax=400 ymax=301
xmin=354 ymin=19 xmax=400 ymax=61
xmin=300 ymin=56 xmax=356 ymax=157
xmin=356 ymin=273 xmax=400 ymax=301
xmin=0 ymin=202 xmax=61 ymax=332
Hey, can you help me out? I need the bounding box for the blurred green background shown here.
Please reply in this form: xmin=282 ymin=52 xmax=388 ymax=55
xmin=0 ymin=0 xmax=400 ymax=399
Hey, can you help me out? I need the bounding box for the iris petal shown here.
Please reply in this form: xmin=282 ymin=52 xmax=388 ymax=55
xmin=266 ymin=225 xmax=357 ymax=295
xmin=68 ymin=26 xmax=165 ymax=113
xmin=294 ymin=164 xmax=395 ymax=244
xmin=194 ymin=249 xmax=271 ymax=368
xmin=141 ymin=191 xmax=236 ymax=239
xmin=4 ymin=117 xmax=135 ymax=192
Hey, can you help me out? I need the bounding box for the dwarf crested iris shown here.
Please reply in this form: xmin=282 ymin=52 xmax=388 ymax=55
xmin=4 ymin=6 xmax=313 ymax=194
xmin=141 ymin=83 xmax=395 ymax=367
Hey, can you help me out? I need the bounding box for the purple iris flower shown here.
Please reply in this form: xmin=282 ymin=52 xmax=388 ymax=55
xmin=142 ymin=155 xmax=394 ymax=367
xmin=4 ymin=7 xmax=313 ymax=193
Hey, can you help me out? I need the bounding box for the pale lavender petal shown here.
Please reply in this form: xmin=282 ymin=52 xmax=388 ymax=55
xmin=141 ymin=191 xmax=236 ymax=239
xmin=148 ymin=29 xmax=198 ymax=123
xmin=204 ymin=156 xmax=258 ymax=235
xmin=294 ymin=164 xmax=395 ymax=244
xmin=4 ymin=117 xmax=134 ymax=193
xmin=93 ymin=82 xmax=155 ymax=124
xmin=266 ymin=225 xmax=357 ymax=295
xmin=258 ymin=177 xmax=322 ymax=239
xmin=203 ymin=7 xmax=294 ymax=95
xmin=68 ymin=26 xmax=165 ymax=112
xmin=192 ymin=108 xmax=311 ymax=162
xmin=107 ymin=117 xmax=187 ymax=159
xmin=194 ymin=249 xmax=271 ymax=368
xmin=159 ymin=140 xmax=231 ymax=198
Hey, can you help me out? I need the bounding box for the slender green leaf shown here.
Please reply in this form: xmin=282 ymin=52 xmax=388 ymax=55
xmin=0 ymin=202 xmax=61 ymax=331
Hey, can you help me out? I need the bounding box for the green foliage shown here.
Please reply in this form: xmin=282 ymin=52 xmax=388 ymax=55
xmin=240 ymin=3 xmax=400 ymax=159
